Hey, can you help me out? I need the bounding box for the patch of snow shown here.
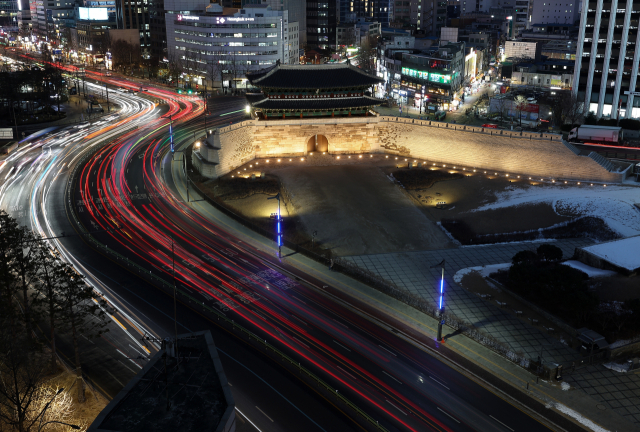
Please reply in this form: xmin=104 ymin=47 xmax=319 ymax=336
xmin=454 ymin=263 xmax=511 ymax=283
xmin=609 ymin=335 xmax=640 ymax=349
xmin=561 ymin=382 xmax=570 ymax=391
xmin=547 ymin=402 xmax=611 ymax=432
xmin=581 ymin=236 xmax=640 ymax=272
xmin=469 ymin=184 xmax=640 ymax=238
xmin=604 ymin=362 xmax=630 ymax=373
xmin=460 ymin=238 xmax=557 ymax=248
xmin=561 ymin=260 xmax=617 ymax=278
xmin=448 ymin=206 xmax=456 ymax=210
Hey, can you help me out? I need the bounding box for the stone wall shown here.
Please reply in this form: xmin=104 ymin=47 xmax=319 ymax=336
xmin=193 ymin=116 xmax=628 ymax=183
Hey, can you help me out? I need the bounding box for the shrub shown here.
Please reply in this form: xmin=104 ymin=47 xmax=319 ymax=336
xmin=512 ymin=250 xmax=537 ymax=265
xmin=619 ymin=118 xmax=640 ymax=130
xmin=584 ymin=112 xmax=598 ymax=125
xmin=537 ymin=244 xmax=563 ymax=262
xmin=597 ymin=118 xmax=618 ymax=127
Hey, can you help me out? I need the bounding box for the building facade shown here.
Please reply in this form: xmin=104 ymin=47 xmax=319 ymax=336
xmin=114 ymin=0 xmax=151 ymax=56
xmin=504 ymin=39 xmax=541 ymax=60
xmin=306 ymin=0 xmax=337 ymax=48
xmin=573 ymin=0 xmax=640 ymax=119
xmin=530 ymin=0 xmax=578 ymax=26
xmin=166 ymin=4 xmax=296 ymax=88
xmin=399 ymin=42 xmax=465 ymax=112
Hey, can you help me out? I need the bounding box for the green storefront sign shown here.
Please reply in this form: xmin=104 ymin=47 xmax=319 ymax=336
xmin=402 ymin=67 xmax=452 ymax=84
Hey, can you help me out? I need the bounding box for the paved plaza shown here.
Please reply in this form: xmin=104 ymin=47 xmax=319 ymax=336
xmin=565 ymin=363 xmax=640 ymax=426
xmin=346 ymin=238 xmax=593 ymax=364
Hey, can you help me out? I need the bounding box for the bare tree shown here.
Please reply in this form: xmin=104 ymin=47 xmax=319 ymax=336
xmin=206 ymin=53 xmax=225 ymax=90
xmin=167 ymin=52 xmax=184 ymax=87
xmin=514 ymin=95 xmax=529 ymax=126
xmin=492 ymin=97 xmax=510 ymax=122
xmin=57 ymin=264 xmax=110 ymax=403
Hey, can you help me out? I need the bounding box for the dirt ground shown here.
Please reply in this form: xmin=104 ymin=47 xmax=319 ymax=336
xmin=269 ymin=164 xmax=454 ymax=256
xmin=219 ymin=159 xmax=598 ymax=256
xmin=224 ymin=193 xmax=291 ymax=220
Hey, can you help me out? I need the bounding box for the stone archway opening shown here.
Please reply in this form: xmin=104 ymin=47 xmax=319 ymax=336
xmin=307 ymin=134 xmax=329 ymax=153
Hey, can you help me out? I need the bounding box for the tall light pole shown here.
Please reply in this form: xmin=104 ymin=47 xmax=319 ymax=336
xmin=267 ymin=193 xmax=282 ymax=257
xmin=430 ymin=259 xmax=446 ymax=342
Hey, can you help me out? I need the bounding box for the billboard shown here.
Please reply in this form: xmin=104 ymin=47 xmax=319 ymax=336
xmin=0 ymin=128 xmax=13 ymax=139
xmin=78 ymin=7 xmax=108 ymax=21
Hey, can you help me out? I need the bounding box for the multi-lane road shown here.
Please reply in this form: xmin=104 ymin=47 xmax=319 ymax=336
xmin=1 ymin=67 xmax=587 ymax=432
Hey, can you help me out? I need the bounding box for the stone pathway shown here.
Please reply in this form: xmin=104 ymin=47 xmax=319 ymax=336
xmin=345 ymin=238 xmax=593 ymax=364
xmin=565 ymin=363 xmax=640 ymax=426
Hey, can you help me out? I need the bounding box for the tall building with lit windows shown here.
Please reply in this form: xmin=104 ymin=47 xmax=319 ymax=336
xmin=339 ymin=0 xmax=390 ymax=25
xmin=115 ymin=0 xmax=151 ymax=56
xmin=166 ymin=4 xmax=295 ymax=87
xmin=307 ymin=0 xmax=337 ymax=48
xmin=573 ymin=0 xmax=640 ymax=119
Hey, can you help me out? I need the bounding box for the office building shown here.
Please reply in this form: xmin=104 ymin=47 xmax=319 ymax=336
xmin=306 ymin=0 xmax=337 ymax=48
xmin=166 ymin=4 xmax=296 ymax=88
xmin=573 ymin=0 xmax=640 ymax=119
xmin=530 ymin=0 xmax=578 ymax=26
xmin=115 ymin=0 xmax=151 ymax=56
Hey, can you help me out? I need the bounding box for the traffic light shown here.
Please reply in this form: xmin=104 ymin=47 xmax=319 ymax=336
xmin=187 ymin=89 xmax=193 ymax=94
xmin=196 ymin=84 xmax=199 ymax=90
xmin=177 ymin=89 xmax=182 ymax=94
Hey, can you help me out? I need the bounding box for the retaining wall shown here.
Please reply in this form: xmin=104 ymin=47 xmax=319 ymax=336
xmin=194 ymin=116 xmax=628 ymax=183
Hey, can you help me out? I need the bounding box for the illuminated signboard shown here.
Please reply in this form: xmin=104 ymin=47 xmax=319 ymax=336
xmin=402 ymin=67 xmax=452 ymax=84
xmin=177 ymin=14 xmax=200 ymax=21
xmin=78 ymin=7 xmax=108 ymax=21
xmin=216 ymin=17 xmax=255 ymax=23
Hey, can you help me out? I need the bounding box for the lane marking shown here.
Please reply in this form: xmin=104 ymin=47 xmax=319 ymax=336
xmin=489 ymin=415 xmax=514 ymax=431
xmin=292 ymin=295 xmax=307 ymax=305
xmin=378 ymin=344 xmax=397 ymax=356
xmin=332 ymin=318 xmax=348 ymax=329
xmin=291 ymin=315 xmax=308 ymax=325
xmin=337 ymin=365 xmax=357 ymax=380
xmin=437 ymin=407 xmax=460 ymax=423
xmin=255 ymin=406 xmax=274 ymax=422
xmin=236 ymin=408 xmax=263 ymax=432
xmin=106 ymin=370 xmax=124 ymax=386
xmin=333 ymin=340 xmax=351 ymax=352
xmin=430 ymin=376 xmax=450 ymax=390
xmin=382 ymin=370 xmax=402 ymax=384
xmin=385 ymin=399 xmax=408 ymax=415
xmin=293 ymin=337 xmax=310 ymax=349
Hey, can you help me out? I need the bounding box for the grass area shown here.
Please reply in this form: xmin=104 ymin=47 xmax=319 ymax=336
xmin=392 ymin=168 xmax=463 ymax=190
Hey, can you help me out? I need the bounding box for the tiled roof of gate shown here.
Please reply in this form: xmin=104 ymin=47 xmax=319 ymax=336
xmin=251 ymin=96 xmax=383 ymax=110
xmin=246 ymin=63 xmax=383 ymax=89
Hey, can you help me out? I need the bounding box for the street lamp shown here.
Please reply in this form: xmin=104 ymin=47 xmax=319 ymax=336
xmin=430 ymin=259 xmax=446 ymax=342
xmin=267 ymin=193 xmax=282 ymax=257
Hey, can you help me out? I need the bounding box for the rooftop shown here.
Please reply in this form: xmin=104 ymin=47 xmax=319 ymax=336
xmin=88 ymin=331 xmax=234 ymax=432
xmin=251 ymin=96 xmax=384 ymax=111
xmin=246 ymin=63 xmax=383 ymax=90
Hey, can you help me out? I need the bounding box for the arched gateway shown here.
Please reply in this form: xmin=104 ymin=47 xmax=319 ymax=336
xmin=307 ymin=134 xmax=329 ymax=152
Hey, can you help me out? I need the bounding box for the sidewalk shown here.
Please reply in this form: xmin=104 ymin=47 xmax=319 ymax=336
xmin=169 ymin=146 xmax=638 ymax=431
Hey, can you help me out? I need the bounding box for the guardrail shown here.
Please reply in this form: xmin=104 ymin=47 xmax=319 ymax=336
xmin=65 ymin=126 xmax=389 ymax=432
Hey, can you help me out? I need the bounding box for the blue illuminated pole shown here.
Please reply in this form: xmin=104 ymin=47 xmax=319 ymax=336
xmin=267 ymin=193 xmax=282 ymax=257
xmin=430 ymin=259 xmax=446 ymax=342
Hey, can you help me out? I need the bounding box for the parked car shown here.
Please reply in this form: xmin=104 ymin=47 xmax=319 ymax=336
xmin=482 ymin=124 xmax=499 ymax=129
